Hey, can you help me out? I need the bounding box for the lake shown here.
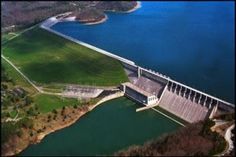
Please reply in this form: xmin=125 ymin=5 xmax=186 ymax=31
xmin=52 ymin=1 xmax=235 ymax=103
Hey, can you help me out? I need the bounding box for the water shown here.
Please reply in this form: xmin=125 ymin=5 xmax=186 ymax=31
xmin=20 ymin=97 xmax=180 ymax=156
xmin=51 ymin=2 xmax=235 ymax=103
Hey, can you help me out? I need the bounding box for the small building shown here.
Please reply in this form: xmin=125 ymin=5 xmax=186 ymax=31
xmin=12 ymin=87 xmax=26 ymax=98
xmin=121 ymin=82 xmax=158 ymax=106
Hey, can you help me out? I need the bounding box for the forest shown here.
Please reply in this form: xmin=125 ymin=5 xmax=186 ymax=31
xmin=2 ymin=1 xmax=137 ymax=32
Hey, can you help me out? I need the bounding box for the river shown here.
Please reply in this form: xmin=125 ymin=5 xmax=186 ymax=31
xmin=20 ymin=97 xmax=180 ymax=156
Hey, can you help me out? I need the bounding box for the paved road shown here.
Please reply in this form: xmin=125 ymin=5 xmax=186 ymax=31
xmin=224 ymin=124 xmax=235 ymax=155
xmin=1 ymin=54 xmax=42 ymax=92
xmin=1 ymin=54 xmax=64 ymax=96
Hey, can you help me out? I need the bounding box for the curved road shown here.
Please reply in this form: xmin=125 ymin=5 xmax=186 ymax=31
xmin=224 ymin=124 xmax=235 ymax=155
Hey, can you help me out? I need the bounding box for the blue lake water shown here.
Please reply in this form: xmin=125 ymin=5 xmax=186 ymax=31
xmin=52 ymin=2 xmax=235 ymax=103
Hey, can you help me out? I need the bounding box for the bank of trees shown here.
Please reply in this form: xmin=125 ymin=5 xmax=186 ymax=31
xmin=1 ymin=117 xmax=33 ymax=144
xmin=115 ymin=119 xmax=227 ymax=156
xmin=1 ymin=65 xmax=35 ymax=145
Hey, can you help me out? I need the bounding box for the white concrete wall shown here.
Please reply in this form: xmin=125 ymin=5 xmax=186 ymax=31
xmin=147 ymin=95 xmax=158 ymax=105
xmin=91 ymin=91 xmax=124 ymax=110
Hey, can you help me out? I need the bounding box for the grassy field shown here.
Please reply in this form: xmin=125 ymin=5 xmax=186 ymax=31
xmin=34 ymin=94 xmax=79 ymax=113
xmin=2 ymin=27 xmax=128 ymax=87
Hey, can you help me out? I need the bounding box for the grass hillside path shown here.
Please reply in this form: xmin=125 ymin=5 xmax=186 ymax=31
xmin=1 ymin=54 xmax=42 ymax=92
xmin=2 ymin=54 xmax=65 ymax=96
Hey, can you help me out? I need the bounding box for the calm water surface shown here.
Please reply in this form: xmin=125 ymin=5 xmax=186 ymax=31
xmin=20 ymin=97 xmax=180 ymax=156
xmin=52 ymin=2 xmax=235 ymax=103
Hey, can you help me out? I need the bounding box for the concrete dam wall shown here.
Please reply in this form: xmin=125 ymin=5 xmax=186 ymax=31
xmin=41 ymin=17 xmax=235 ymax=124
xmin=122 ymin=62 xmax=234 ymax=123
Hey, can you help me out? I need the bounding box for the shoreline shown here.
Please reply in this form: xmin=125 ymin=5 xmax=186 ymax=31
xmin=5 ymin=92 xmax=124 ymax=156
xmin=83 ymin=14 xmax=108 ymax=25
xmin=122 ymin=1 xmax=142 ymax=13
xmin=104 ymin=1 xmax=141 ymax=14
xmin=35 ymin=91 xmax=124 ymax=143
xmin=57 ymin=1 xmax=141 ymax=25
xmin=81 ymin=1 xmax=141 ymax=25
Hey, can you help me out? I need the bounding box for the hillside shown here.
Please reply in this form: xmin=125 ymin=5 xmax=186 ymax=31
xmin=2 ymin=27 xmax=128 ymax=86
xmin=115 ymin=120 xmax=228 ymax=156
xmin=1 ymin=1 xmax=138 ymax=32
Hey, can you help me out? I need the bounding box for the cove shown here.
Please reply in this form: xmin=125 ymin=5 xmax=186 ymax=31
xmin=20 ymin=97 xmax=180 ymax=156
xmin=51 ymin=2 xmax=235 ymax=103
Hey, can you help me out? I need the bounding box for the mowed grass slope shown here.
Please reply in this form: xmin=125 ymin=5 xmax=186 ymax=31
xmin=34 ymin=94 xmax=78 ymax=113
xmin=2 ymin=59 xmax=38 ymax=95
xmin=2 ymin=27 xmax=128 ymax=86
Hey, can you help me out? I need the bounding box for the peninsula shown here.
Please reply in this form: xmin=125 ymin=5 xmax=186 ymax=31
xmin=2 ymin=1 xmax=140 ymax=32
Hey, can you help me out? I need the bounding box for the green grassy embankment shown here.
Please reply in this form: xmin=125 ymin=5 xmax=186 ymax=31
xmin=1 ymin=55 xmax=80 ymax=147
xmin=2 ymin=27 xmax=128 ymax=87
xmin=34 ymin=94 xmax=78 ymax=114
xmin=2 ymin=58 xmax=79 ymax=114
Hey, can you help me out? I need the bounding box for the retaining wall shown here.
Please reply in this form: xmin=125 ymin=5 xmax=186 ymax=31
xmin=122 ymin=62 xmax=138 ymax=72
xmin=91 ymin=91 xmax=124 ymax=110
xmin=141 ymin=68 xmax=168 ymax=84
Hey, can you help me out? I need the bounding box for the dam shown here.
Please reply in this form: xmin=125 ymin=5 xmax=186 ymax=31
xmin=121 ymin=62 xmax=234 ymax=123
xmin=40 ymin=15 xmax=235 ymax=124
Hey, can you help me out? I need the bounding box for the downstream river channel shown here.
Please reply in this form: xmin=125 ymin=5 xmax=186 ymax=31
xmin=20 ymin=1 xmax=234 ymax=156
xmin=20 ymin=97 xmax=180 ymax=155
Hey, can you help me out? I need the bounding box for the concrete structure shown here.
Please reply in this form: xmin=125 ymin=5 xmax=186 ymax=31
xmin=122 ymin=61 xmax=234 ymax=123
xmin=121 ymin=82 xmax=157 ymax=105
xmin=41 ymin=17 xmax=235 ymax=123
xmin=62 ymin=85 xmax=103 ymax=99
